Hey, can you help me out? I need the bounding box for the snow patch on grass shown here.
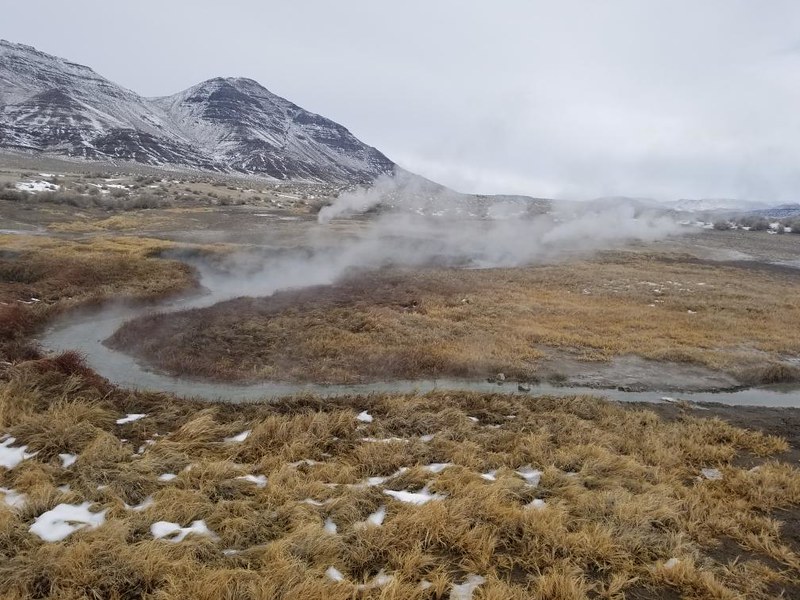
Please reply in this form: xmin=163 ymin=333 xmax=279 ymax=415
xmin=29 ymin=502 xmax=107 ymax=542
xmin=384 ymin=486 xmax=445 ymax=505
xmin=424 ymin=462 xmax=453 ymax=473
xmin=124 ymin=496 xmax=154 ymax=512
xmin=116 ymin=413 xmax=147 ymax=425
xmin=516 ymin=465 xmax=542 ymax=486
xmin=356 ymin=410 xmax=373 ymax=423
xmin=0 ymin=487 xmax=26 ymax=509
xmin=0 ymin=437 xmax=36 ymax=469
xmin=224 ymin=430 xmax=251 ymax=443
xmin=58 ymin=453 xmax=77 ymax=468
xmin=450 ymin=574 xmax=486 ymax=599
xmin=151 ymin=520 xmax=216 ymax=542
xmin=236 ymin=474 xmax=267 ymax=488
xmin=324 ymin=517 xmax=337 ymax=534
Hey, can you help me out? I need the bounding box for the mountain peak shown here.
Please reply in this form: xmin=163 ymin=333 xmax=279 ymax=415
xmin=0 ymin=40 xmax=394 ymax=183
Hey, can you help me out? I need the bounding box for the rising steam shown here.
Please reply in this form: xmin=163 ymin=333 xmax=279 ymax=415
xmin=200 ymin=174 xmax=682 ymax=299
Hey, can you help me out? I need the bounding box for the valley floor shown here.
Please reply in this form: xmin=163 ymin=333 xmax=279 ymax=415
xmin=1 ymin=179 xmax=800 ymax=599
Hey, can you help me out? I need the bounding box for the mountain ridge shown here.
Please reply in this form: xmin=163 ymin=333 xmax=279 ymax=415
xmin=0 ymin=39 xmax=394 ymax=183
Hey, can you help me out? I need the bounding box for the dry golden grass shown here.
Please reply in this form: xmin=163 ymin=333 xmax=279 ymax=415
xmin=0 ymin=359 xmax=798 ymax=599
xmin=0 ymin=234 xmax=196 ymax=361
xmin=1 ymin=232 xmax=799 ymax=598
xmin=110 ymin=252 xmax=800 ymax=384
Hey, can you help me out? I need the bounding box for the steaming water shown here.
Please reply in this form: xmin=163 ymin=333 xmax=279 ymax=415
xmin=26 ymin=189 xmax=800 ymax=409
xmin=40 ymin=260 xmax=800 ymax=408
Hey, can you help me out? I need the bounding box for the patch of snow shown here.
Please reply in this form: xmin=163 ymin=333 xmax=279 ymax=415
xmin=356 ymin=410 xmax=373 ymax=423
xmin=424 ymin=462 xmax=453 ymax=473
xmin=0 ymin=437 xmax=36 ymax=469
xmin=224 ymin=430 xmax=251 ymax=443
xmin=450 ymin=574 xmax=486 ymax=600
xmin=384 ymin=486 xmax=445 ymax=505
xmin=467 ymin=416 xmax=479 ymax=423
xmin=222 ymin=548 xmax=239 ymax=556
xmin=516 ymin=465 xmax=542 ymax=487
xmin=157 ymin=473 xmax=177 ymax=482
xmin=356 ymin=570 xmax=393 ymax=590
xmin=116 ymin=413 xmax=147 ymax=425
xmin=480 ymin=470 xmax=497 ymax=481
xmin=236 ymin=474 xmax=267 ymax=488
xmin=58 ymin=453 xmax=77 ymax=468
xmin=29 ymin=502 xmax=107 ymax=542
xmin=57 ymin=484 xmax=71 ymax=493
xmin=701 ymin=468 xmax=723 ymax=480
xmin=664 ymin=557 xmax=680 ymax=569
xmin=420 ymin=434 xmax=435 ymax=442
xmin=324 ymin=517 xmax=337 ymax=534
xmin=326 ymin=566 xmax=345 ymax=582
xmin=526 ymin=498 xmax=546 ymax=510
xmin=361 ymin=437 xmax=408 ymax=443
xmin=151 ymin=519 xmax=216 ymax=542
xmin=356 ymin=505 xmax=387 ymax=528
xmin=301 ymin=498 xmax=326 ymax=506
xmin=125 ymin=496 xmax=154 ymax=512
xmin=16 ymin=180 xmax=59 ymax=193
xmin=136 ymin=440 xmax=155 ymax=454
xmin=0 ymin=487 xmax=26 ymax=508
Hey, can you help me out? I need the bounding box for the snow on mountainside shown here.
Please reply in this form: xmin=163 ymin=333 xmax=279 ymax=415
xmin=0 ymin=40 xmax=394 ymax=183
xmin=665 ymin=198 xmax=769 ymax=213
xmin=153 ymin=78 xmax=394 ymax=182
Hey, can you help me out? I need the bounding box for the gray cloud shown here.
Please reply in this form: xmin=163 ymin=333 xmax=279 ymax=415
xmin=2 ymin=1 xmax=799 ymax=202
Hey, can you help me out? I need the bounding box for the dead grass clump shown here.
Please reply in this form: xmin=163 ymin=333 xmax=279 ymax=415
xmin=740 ymin=363 xmax=800 ymax=385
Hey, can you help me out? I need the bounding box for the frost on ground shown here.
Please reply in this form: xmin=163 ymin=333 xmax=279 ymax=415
xmin=116 ymin=413 xmax=147 ymax=424
xmin=0 ymin=437 xmax=36 ymax=469
xmin=151 ymin=520 xmax=216 ymax=542
xmin=29 ymin=502 xmax=107 ymax=542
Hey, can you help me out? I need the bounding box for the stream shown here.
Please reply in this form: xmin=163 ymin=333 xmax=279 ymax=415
xmin=38 ymin=283 xmax=800 ymax=408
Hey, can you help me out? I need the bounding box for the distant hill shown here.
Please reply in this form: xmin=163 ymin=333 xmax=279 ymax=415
xmin=0 ymin=40 xmax=394 ymax=183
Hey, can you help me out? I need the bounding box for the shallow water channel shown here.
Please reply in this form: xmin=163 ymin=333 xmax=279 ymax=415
xmin=40 ymin=261 xmax=800 ymax=407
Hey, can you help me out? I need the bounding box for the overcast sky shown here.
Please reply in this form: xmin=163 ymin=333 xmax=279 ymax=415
xmin=2 ymin=1 xmax=800 ymax=201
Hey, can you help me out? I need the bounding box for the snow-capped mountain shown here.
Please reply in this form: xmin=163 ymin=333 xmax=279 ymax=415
xmin=0 ymin=40 xmax=394 ymax=182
